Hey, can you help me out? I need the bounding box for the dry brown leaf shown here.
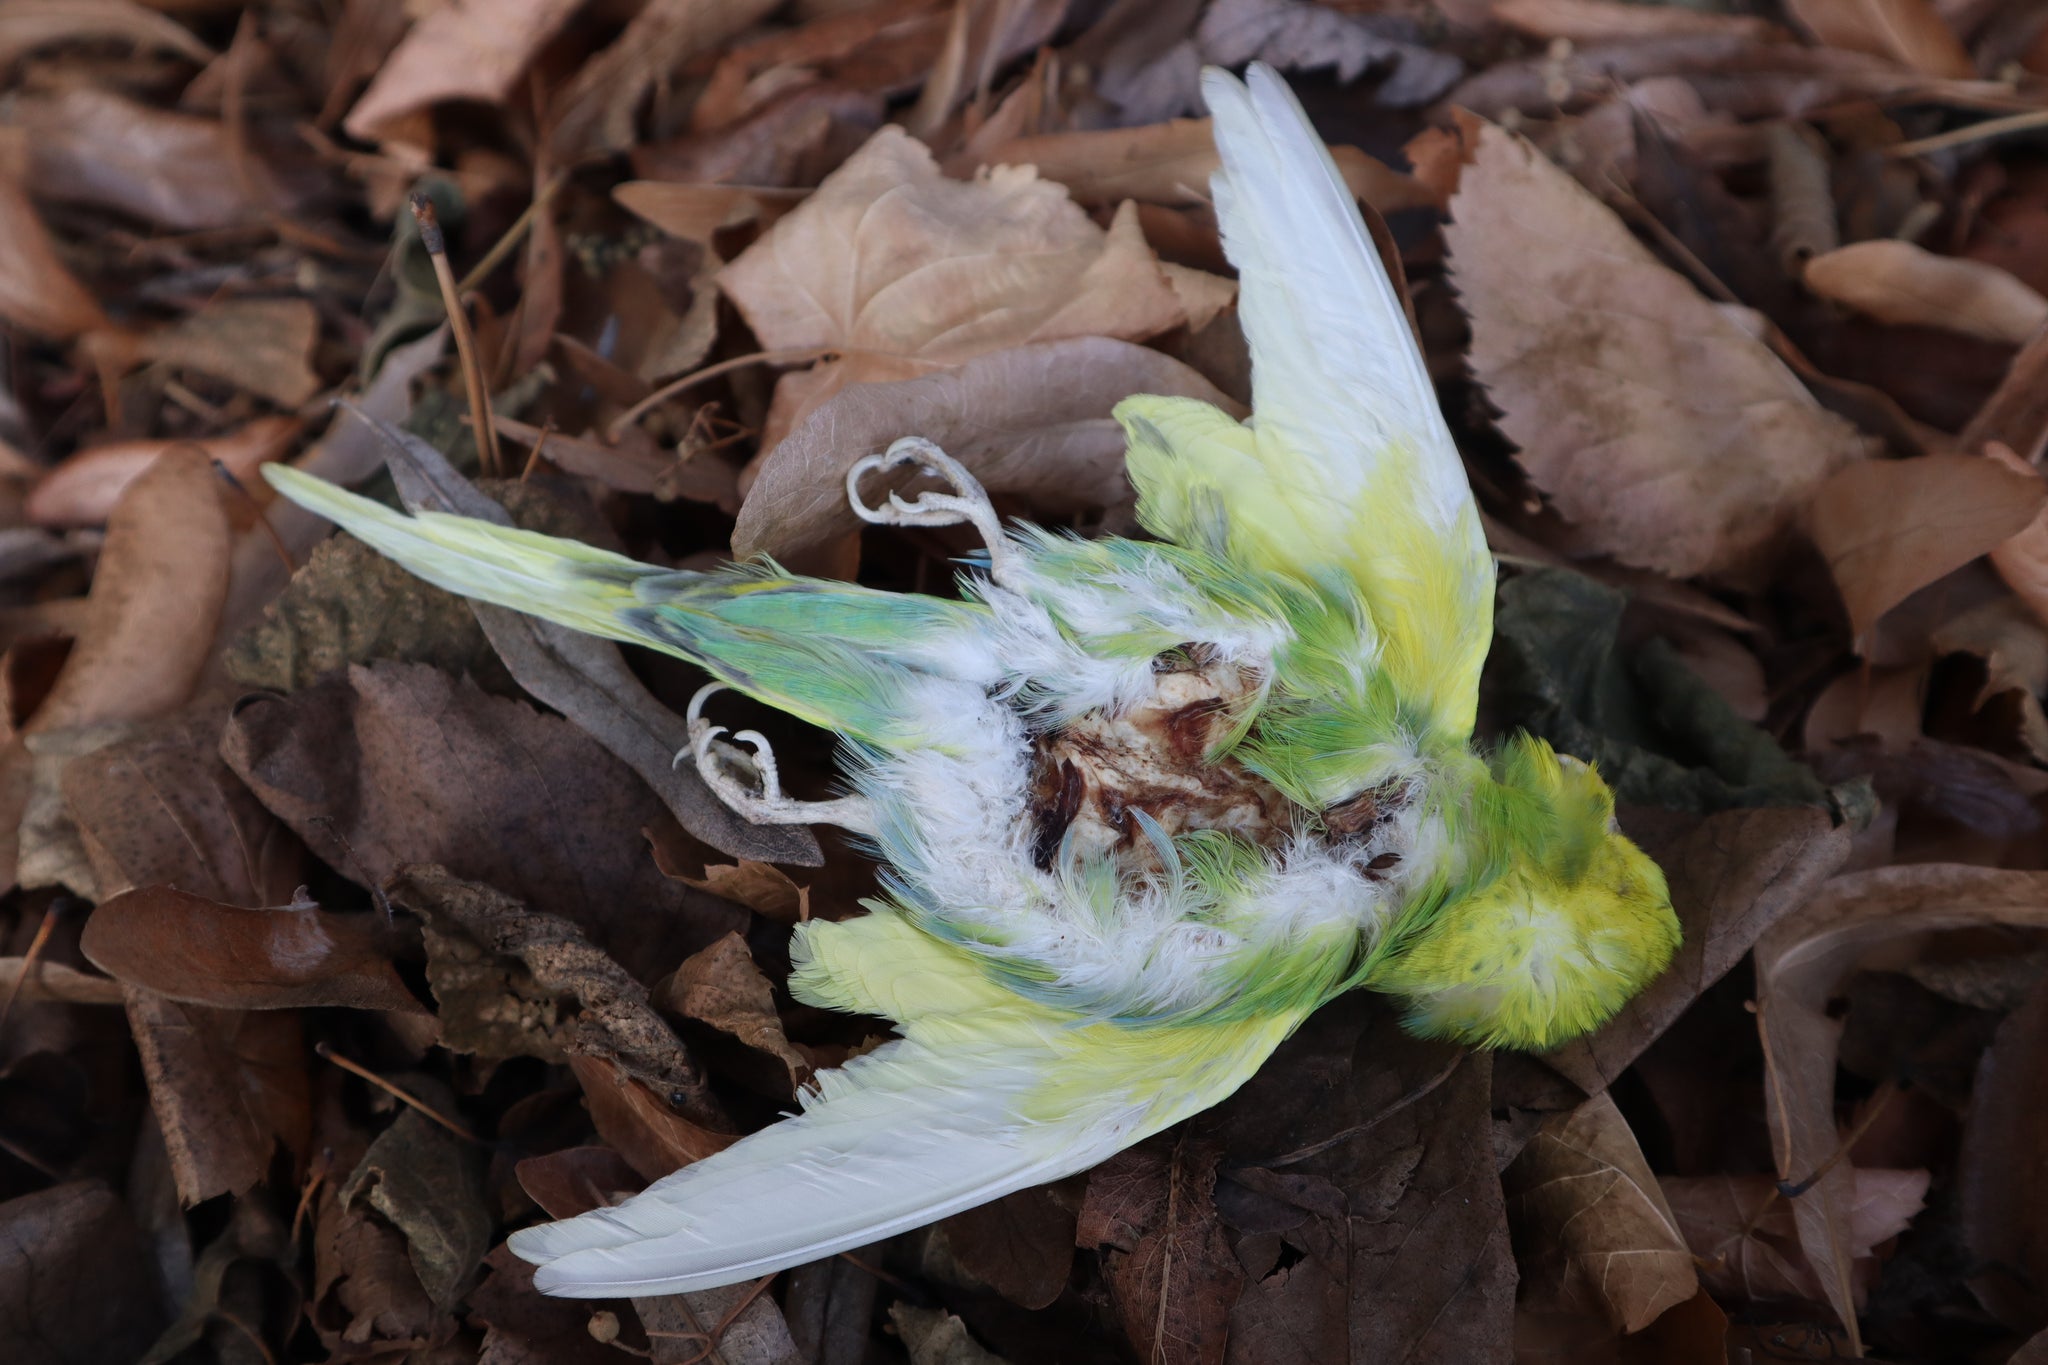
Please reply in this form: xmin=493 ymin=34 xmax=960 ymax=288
xmin=1077 ymin=1139 xmax=1244 ymax=1365
xmin=1663 ymin=1168 xmax=1928 ymax=1306
xmin=567 ymin=1053 xmax=737 ymax=1183
xmin=82 ymin=885 xmax=420 ymax=1013
xmin=932 ymin=1186 xmax=1077 ymax=1312
xmin=668 ymin=859 xmax=808 ymax=925
xmin=1964 ymin=319 xmax=2048 ymax=466
xmin=734 ymin=336 xmax=1240 ymax=563
xmin=132 ymin=297 xmax=322 ymax=408
xmin=692 ymin=0 xmax=948 ymax=132
xmin=1506 ymin=1092 xmax=1698 ymax=1333
xmin=0 ymin=175 xmax=107 ymax=338
xmin=659 ymin=932 xmax=810 ymax=1089
xmin=1988 ymin=443 xmax=2048 ymax=628
xmin=546 ymin=0 xmax=784 ymax=161
xmin=967 ymin=117 xmax=1435 ymax=214
xmin=0 ymin=955 xmax=124 ymax=1005
xmin=1804 ymin=241 xmax=2048 ymax=346
xmin=718 ymin=126 xmax=1189 ymax=452
xmin=1491 ymin=0 xmax=1789 ymax=42
xmin=1196 ymin=0 xmax=1464 ymax=107
xmin=13 ymin=87 xmax=285 ymax=231
xmin=0 ymin=0 xmax=213 ymax=68
xmin=221 ymin=661 xmax=751 ymax=987
xmin=1958 ymin=975 xmax=2048 ymax=1328
xmin=27 ymin=415 xmax=302 ymax=527
xmin=613 ymin=181 xmax=805 ymax=246
xmin=1784 ymin=0 xmax=1972 ymax=77
xmin=1542 ymin=807 xmax=1851 ymax=1095
xmin=392 ymin=865 xmax=718 ymax=1114
xmin=27 ymin=449 xmax=228 ymax=735
xmin=906 ymin=0 xmax=1067 ymax=138
xmin=0 ymin=1181 xmax=168 ymax=1361
xmin=1446 ymin=120 xmax=1868 ymax=582
xmin=1756 ymin=865 xmax=2048 ymax=1352
xmin=127 ymin=986 xmax=310 ymax=1205
xmin=342 ymin=0 xmax=583 ymax=140
xmin=1806 ymin=454 xmax=2046 ymax=641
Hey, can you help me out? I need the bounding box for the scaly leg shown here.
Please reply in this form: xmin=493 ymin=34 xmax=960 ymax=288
xmin=680 ymin=684 xmax=877 ymax=835
xmin=846 ymin=437 xmax=1022 ymax=588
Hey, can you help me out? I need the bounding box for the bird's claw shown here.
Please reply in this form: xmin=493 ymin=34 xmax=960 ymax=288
xmin=680 ymin=684 xmax=877 ymax=835
xmin=846 ymin=437 xmax=1020 ymax=587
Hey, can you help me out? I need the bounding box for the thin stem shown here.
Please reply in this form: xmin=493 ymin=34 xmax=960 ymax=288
xmin=1890 ymin=109 xmax=2048 ymax=159
xmin=0 ymin=904 xmax=61 ymax=1043
xmin=315 ymin=1042 xmax=483 ymax=1144
xmin=410 ymin=193 xmax=502 ymax=477
xmin=606 ymin=347 xmax=840 ymax=441
xmin=459 ymin=170 xmax=569 ymax=295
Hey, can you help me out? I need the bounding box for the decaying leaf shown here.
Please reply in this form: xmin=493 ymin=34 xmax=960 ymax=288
xmin=718 ymin=126 xmax=1191 ymax=450
xmin=27 ymin=416 xmax=303 ymax=529
xmin=1782 ymin=0 xmax=1973 ymax=77
xmin=1663 ymin=1168 xmax=1928 ymax=1306
xmin=0 ymin=1181 xmax=167 ymax=1363
xmin=1447 ymin=120 xmax=1868 ymax=582
xmin=128 ymin=297 xmax=322 ymax=408
xmin=1505 ymin=1091 xmax=1698 ymax=1333
xmin=343 ymin=0 xmax=585 ymax=140
xmin=1807 ymin=454 xmax=2046 ymax=641
xmin=659 ymin=932 xmax=810 ymax=1091
xmin=312 ymin=1175 xmax=453 ymax=1354
xmin=1804 ymin=241 xmax=2048 ymax=346
xmin=221 ymin=661 xmax=749 ymax=986
xmin=1485 ymin=569 xmax=1833 ymax=813
xmin=567 ymin=1054 xmax=736 ymax=1183
xmin=733 ymin=336 xmax=1240 ymax=563
xmin=1078 ymin=1138 xmax=1244 ymax=1365
xmin=391 ymin=864 xmax=720 ymax=1117
xmin=469 ymin=1243 xmax=639 ymax=1364
xmin=1958 ymin=975 xmax=2048 ymax=1329
xmin=929 ymin=1185 xmax=1076 ymax=1312
xmin=82 ymin=886 xmax=419 ymax=1013
xmin=1756 ymin=865 xmax=2048 ymax=1353
xmin=666 ymin=858 xmax=808 ymax=925
xmin=340 ymin=1105 xmax=491 ymax=1309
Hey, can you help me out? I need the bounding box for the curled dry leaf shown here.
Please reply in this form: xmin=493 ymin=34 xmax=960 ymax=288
xmin=342 ymin=0 xmax=584 ymax=140
xmin=340 ymin=1105 xmax=491 ymax=1309
xmin=733 ymin=336 xmax=1241 ymax=563
xmin=613 ymin=181 xmax=804 ymax=246
xmin=1446 ymin=120 xmax=1868 ymax=582
xmin=0 ymin=174 xmax=107 ymax=338
xmin=659 ymin=932 xmax=811 ymax=1090
xmin=718 ymin=127 xmax=1190 ymax=451
xmin=1490 ymin=0 xmax=1789 ymax=43
xmin=1804 ymin=241 xmax=2048 ymax=346
xmin=80 ymin=886 xmax=419 ymax=1013
xmin=1988 ymin=443 xmax=2048 ymax=629
xmin=1756 ymin=865 xmax=2048 ymax=1352
xmin=664 ymin=857 xmax=808 ymax=925
xmin=0 ymin=0 xmax=213 ymax=69
xmin=1196 ymin=0 xmax=1464 ymax=108
xmin=967 ymin=117 xmax=1434 ymax=213
xmin=28 ymin=448 xmax=227 ymax=736
xmin=1783 ymin=0 xmax=1972 ymax=77
xmin=1663 ymin=1168 xmax=1928 ymax=1307
xmin=390 ymin=864 xmax=719 ymax=1117
xmin=1505 ymin=1092 xmax=1698 ymax=1333
xmin=1806 ymin=453 xmax=2046 ymax=641
xmin=27 ymin=415 xmax=302 ymax=527
xmin=1958 ymin=976 xmax=2048 ymax=1328
xmin=13 ymin=87 xmax=286 ymax=231
xmin=545 ymin=0 xmax=783 ymax=161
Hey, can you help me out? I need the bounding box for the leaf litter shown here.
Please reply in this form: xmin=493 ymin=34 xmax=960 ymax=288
xmin=1 ymin=1 xmax=2047 ymax=1362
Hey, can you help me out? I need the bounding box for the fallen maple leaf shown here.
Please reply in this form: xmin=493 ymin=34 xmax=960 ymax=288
xmin=1506 ymin=1092 xmax=1698 ymax=1333
xmin=1806 ymin=453 xmax=2046 ymax=641
xmin=718 ymin=127 xmax=1190 ymax=453
xmin=1446 ymin=119 xmax=1870 ymax=582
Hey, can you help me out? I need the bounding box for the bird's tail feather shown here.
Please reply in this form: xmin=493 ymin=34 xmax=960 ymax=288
xmin=509 ymin=913 xmax=1297 ymax=1297
xmin=264 ymin=463 xmax=663 ymax=648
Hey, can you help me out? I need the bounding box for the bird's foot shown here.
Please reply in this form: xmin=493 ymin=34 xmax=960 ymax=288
xmin=681 ymin=685 xmax=877 ymax=835
xmin=846 ymin=437 xmax=1021 ymax=588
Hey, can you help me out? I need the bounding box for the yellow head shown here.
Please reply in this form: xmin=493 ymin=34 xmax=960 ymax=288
xmin=1370 ymin=740 xmax=1681 ymax=1050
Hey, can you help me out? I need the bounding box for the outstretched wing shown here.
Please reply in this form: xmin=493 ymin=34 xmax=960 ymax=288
xmin=1122 ymin=64 xmax=1493 ymax=742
